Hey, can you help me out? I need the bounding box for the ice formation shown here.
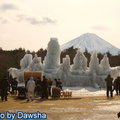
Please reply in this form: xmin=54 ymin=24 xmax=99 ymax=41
xmin=57 ymin=55 xmax=71 ymax=85
xmin=99 ymin=54 xmax=110 ymax=74
xmin=29 ymin=54 xmax=43 ymax=71
xmin=60 ymin=55 xmax=71 ymax=75
xmin=8 ymin=68 xmax=24 ymax=82
xmin=89 ymin=51 xmax=100 ymax=74
xmin=44 ymin=38 xmax=61 ymax=71
xmin=72 ymin=50 xmax=87 ymax=73
xmin=8 ymin=38 xmax=120 ymax=88
xmin=20 ymin=54 xmax=32 ymax=69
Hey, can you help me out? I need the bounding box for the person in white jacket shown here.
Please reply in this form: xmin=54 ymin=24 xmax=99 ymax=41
xmin=26 ymin=77 xmax=35 ymax=102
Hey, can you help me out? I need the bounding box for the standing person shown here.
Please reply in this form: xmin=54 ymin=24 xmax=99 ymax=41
xmin=11 ymin=78 xmax=18 ymax=95
xmin=25 ymin=78 xmax=29 ymax=87
xmin=57 ymin=79 xmax=63 ymax=91
xmin=113 ymin=76 xmax=120 ymax=95
xmin=41 ymin=76 xmax=48 ymax=99
xmin=35 ymin=77 xmax=42 ymax=97
xmin=0 ymin=75 xmax=9 ymax=102
xmin=105 ymin=74 xmax=113 ymax=98
xmin=26 ymin=77 xmax=35 ymax=102
xmin=47 ymin=78 xmax=53 ymax=96
xmin=118 ymin=76 xmax=120 ymax=95
xmin=54 ymin=79 xmax=58 ymax=87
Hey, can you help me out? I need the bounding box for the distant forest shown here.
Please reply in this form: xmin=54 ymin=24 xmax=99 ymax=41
xmin=0 ymin=46 xmax=120 ymax=78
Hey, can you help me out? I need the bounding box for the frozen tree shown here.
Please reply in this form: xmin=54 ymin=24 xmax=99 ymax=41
xmin=89 ymin=51 xmax=100 ymax=74
xmin=61 ymin=55 xmax=71 ymax=74
xmin=29 ymin=54 xmax=43 ymax=71
xmin=57 ymin=55 xmax=70 ymax=77
xmin=44 ymin=38 xmax=61 ymax=69
xmin=20 ymin=54 xmax=32 ymax=69
xmin=57 ymin=55 xmax=71 ymax=85
xmin=99 ymin=54 xmax=110 ymax=74
xmin=8 ymin=68 xmax=18 ymax=79
xmin=72 ymin=50 xmax=87 ymax=71
xmin=8 ymin=68 xmax=24 ymax=82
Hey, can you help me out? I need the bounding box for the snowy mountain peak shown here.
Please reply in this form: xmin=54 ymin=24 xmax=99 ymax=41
xmin=61 ymin=33 xmax=120 ymax=55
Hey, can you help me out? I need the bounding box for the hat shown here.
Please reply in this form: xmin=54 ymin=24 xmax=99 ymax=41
xmin=30 ymin=77 xmax=34 ymax=80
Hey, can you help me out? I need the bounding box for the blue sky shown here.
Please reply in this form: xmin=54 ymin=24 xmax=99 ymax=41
xmin=0 ymin=0 xmax=120 ymax=51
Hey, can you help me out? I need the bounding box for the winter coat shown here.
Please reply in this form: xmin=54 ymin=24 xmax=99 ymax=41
xmin=26 ymin=77 xmax=35 ymax=92
xmin=114 ymin=77 xmax=120 ymax=89
xmin=41 ymin=78 xmax=48 ymax=90
xmin=105 ymin=76 xmax=113 ymax=87
xmin=48 ymin=79 xmax=53 ymax=88
xmin=0 ymin=78 xmax=9 ymax=96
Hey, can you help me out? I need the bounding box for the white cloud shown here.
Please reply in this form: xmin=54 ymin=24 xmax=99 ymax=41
xmin=0 ymin=17 xmax=8 ymax=24
xmin=0 ymin=3 xmax=18 ymax=12
xmin=17 ymin=14 xmax=57 ymax=25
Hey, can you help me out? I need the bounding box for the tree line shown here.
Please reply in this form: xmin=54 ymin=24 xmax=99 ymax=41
xmin=0 ymin=47 xmax=120 ymax=78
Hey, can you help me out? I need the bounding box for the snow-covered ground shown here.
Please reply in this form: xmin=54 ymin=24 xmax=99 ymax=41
xmin=63 ymin=87 xmax=106 ymax=97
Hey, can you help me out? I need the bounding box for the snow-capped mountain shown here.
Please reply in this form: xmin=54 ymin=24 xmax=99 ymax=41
xmin=61 ymin=33 xmax=120 ymax=55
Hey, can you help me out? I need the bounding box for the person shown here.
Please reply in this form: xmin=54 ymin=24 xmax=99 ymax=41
xmin=54 ymin=79 xmax=58 ymax=87
xmin=117 ymin=112 xmax=120 ymax=118
xmin=41 ymin=76 xmax=48 ymax=99
xmin=118 ymin=76 xmax=120 ymax=95
xmin=57 ymin=79 xmax=63 ymax=91
xmin=47 ymin=78 xmax=53 ymax=96
xmin=25 ymin=78 xmax=29 ymax=95
xmin=35 ymin=77 xmax=42 ymax=97
xmin=105 ymin=74 xmax=113 ymax=98
xmin=113 ymin=76 xmax=120 ymax=95
xmin=11 ymin=78 xmax=18 ymax=95
xmin=0 ymin=75 xmax=9 ymax=101
xmin=25 ymin=78 xmax=29 ymax=87
xmin=26 ymin=77 xmax=35 ymax=102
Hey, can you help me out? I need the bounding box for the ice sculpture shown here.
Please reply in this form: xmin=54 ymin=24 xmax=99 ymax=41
xmin=8 ymin=39 xmax=120 ymax=88
xmin=8 ymin=68 xmax=24 ymax=82
xmin=44 ymin=38 xmax=61 ymax=70
xmin=57 ymin=55 xmax=71 ymax=85
xmin=20 ymin=54 xmax=32 ymax=69
xmin=29 ymin=54 xmax=43 ymax=71
xmin=99 ymin=54 xmax=110 ymax=74
xmin=89 ymin=51 xmax=100 ymax=74
xmin=72 ymin=50 xmax=87 ymax=73
xmin=60 ymin=55 xmax=71 ymax=74
xmin=8 ymin=68 xmax=18 ymax=78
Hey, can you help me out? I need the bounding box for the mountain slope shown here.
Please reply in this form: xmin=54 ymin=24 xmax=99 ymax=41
xmin=61 ymin=33 xmax=120 ymax=55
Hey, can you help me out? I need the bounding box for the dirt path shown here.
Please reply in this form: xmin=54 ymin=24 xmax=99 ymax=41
xmin=0 ymin=96 xmax=120 ymax=120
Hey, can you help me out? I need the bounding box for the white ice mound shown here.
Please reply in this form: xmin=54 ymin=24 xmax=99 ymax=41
xmin=20 ymin=54 xmax=32 ymax=69
xmin=29 ymin=54 xmax=43 ymax=71
xmin=44 ymin=38 xmax=61 ymax=70
xmin=72 ymin=50 xmax=87 ymax=73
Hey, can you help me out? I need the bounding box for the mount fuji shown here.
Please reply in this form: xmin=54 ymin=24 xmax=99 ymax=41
xmin=61 ymin=33 xmax=120 ymax=55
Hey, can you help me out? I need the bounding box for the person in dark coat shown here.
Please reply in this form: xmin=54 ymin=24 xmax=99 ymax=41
xmin=11 ymin=78 xmax=18 ymax=95
xmin=118 ymin=76 xmax=120 ymax=95
xmin=54 ymin=78 xmax=63 ymax=90
xmin=54 ymin=79 xmax=58 ymax=87
xmin=41 ymin=76 xmax=48 ymax=99
xmin=113 ymin=76 xmax=120 ymax=95
xmin=47 ymin=78 xmax=53 ymax=96
xmin=0 ymin=76 xmax=9 ymax=101
xmin=105 ymin=74 xmax=113 ymax=98
xmin=57 ymin=79 xmax=63 ymax=91
xmin=35 ymin=78 xmax=42 ymax=97
xmin=117 ymin=112 xmax=120 ymax=118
